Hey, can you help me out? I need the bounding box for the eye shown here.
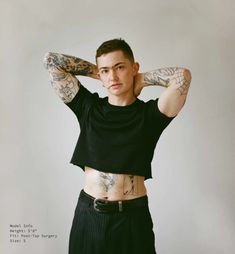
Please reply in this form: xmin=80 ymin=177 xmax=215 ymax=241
xmin=101 ymin=69 xmax=109 ymax=74
xmin=117 ymin=65 xmax=124 ymax=70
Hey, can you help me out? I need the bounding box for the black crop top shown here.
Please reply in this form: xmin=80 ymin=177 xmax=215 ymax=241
xmin=65 ymin=84 xmax=175 ymax=180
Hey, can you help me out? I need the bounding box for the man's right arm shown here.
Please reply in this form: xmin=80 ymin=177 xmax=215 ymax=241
xmin=43 ymin=52 xmax=99 ymax=103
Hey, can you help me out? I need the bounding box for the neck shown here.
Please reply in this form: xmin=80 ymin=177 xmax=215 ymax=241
xmin=108 ymin=94 xmax=136 ymax=106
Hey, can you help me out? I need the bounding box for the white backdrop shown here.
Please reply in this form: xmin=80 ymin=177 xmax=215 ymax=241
xmin=1 ymin=0 xmax=234 ymax=253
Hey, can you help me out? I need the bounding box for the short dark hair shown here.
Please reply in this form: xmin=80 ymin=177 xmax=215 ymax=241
xmin=96 ymin=38 xmax=135 ymax=63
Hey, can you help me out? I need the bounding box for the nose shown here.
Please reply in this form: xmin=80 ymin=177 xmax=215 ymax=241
xmin=109 ymin=69 xmax=118 ymax=81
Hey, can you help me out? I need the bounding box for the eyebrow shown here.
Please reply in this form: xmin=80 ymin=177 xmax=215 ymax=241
xmin=99 ymin=62 xmax=126 ymax=70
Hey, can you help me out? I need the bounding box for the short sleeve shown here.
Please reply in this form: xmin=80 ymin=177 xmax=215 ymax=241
xmin=64 ymin=84 xmax=99 ymax=125
xmin=146 ymin=98 xmax=176 ymax=132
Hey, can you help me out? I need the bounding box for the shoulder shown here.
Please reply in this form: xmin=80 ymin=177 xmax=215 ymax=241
xmin=65 ymin=84 xmax=100 ymax=106
xmin=64 ymin=84 xmax=101 ymax=120
xmin=142 ymin=98 xmax=175 ymax=116
xmin=139 ymin=98 xmax=176 ymax=130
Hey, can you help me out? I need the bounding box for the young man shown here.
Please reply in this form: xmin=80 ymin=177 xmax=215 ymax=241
xmin=43 ymin=38 xmax=191 ymax=254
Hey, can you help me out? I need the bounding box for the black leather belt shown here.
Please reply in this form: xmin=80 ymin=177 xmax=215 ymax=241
xmin=79 ymin=189 xmax=148 ymax=213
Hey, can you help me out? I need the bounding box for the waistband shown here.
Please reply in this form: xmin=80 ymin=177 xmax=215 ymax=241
xmin=79 ymin=189 xmax=149 ymax=213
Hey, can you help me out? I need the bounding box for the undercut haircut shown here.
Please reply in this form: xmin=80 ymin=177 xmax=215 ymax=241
xmin=96 ymin=38 xmax=135 ymax=63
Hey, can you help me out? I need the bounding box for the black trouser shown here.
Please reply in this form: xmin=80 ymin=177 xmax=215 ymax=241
xmin=69 ymin=189 xmax=156 ymax=254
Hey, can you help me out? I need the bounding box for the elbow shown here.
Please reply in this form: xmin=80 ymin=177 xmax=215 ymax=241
xmin=43 ymin=52 xmax=55 ymax=70
xmin=184 ymin=68 xmax=192 ymax=84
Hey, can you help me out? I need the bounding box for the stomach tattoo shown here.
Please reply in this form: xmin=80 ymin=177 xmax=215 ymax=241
xmin=98 ymin=172 xmax=138 ymax=195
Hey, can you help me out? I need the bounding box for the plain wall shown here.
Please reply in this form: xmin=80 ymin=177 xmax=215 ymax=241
xmin=1 ymin=0 xmax=234 ymax=253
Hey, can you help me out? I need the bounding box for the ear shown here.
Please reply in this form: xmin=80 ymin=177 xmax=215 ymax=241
xmin=133 ymin=62 xmax=140 ymax=75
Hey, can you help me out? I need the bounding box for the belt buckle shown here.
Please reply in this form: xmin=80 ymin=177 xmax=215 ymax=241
xmin=93 ymin=198 xmax=108 ymax=213
xmin=93 ymin=198 xmax=123 ymax=213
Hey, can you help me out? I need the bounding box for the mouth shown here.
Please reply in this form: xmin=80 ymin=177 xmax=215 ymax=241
xmin=110 ymin=83 xmax=122 ymax=89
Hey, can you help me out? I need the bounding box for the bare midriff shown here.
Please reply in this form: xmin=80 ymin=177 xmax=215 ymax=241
xmin=84 ymin=166 xmax=147 ymax=201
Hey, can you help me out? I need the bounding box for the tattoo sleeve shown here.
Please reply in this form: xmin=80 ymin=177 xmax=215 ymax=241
xmin=143 ymin=67 xmax=191 ymax=96
xmin=43 ymin=52 xmax=98 ymax=103
xmin=43 ymin=52 xmax=98 ymax=78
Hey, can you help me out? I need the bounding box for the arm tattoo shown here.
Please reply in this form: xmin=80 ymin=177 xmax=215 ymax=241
xmin=123 ymin=175 xmax=137 ymax=195
xmin=43 ymin=52 xmax=98 ymax=103
xmin=49 ymin=67 xmax=79 ymax=103
xmin=99 ymin=172 xmax=118 ymax=192
xmin=178 ymin=69 xmax=191 ymax=95
xmin=144 ymin=67 xmax=191 ymax=96
xmin=43 ymin=52 xmax=97 ymax=77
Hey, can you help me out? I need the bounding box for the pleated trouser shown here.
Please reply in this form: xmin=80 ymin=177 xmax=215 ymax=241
xmin=68 ymin=190 xmax=156 ymax=254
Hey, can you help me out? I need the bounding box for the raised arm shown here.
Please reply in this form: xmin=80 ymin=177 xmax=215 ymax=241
xmin=43 ymin=52 xmax=99 ymax=103
xmin=135 ymin=67 xmax=192 ymax=117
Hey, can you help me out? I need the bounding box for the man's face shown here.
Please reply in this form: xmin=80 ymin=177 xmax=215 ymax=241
xmin=97 ymin=50 xmax=139 ymax=97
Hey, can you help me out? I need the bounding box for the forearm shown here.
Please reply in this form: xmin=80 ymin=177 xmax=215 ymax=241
xmin=43 ymin=52 xmax=98 ymax=79
xmin=143 ymin=67 xmax=191 ymax=95
xmin=43 ymin=52 xmax=99 ymax=103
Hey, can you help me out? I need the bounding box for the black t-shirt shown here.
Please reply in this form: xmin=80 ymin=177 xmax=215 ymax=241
xmin=65 ymin=84 xmax=176 ymax=180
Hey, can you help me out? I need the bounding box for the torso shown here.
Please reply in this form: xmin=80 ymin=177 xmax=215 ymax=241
xmin=84 ymin=166 xmax=147 ymax=201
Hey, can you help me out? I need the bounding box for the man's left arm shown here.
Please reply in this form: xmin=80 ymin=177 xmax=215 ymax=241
xmin=135 ymin=67 xmax=192 ymax=117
